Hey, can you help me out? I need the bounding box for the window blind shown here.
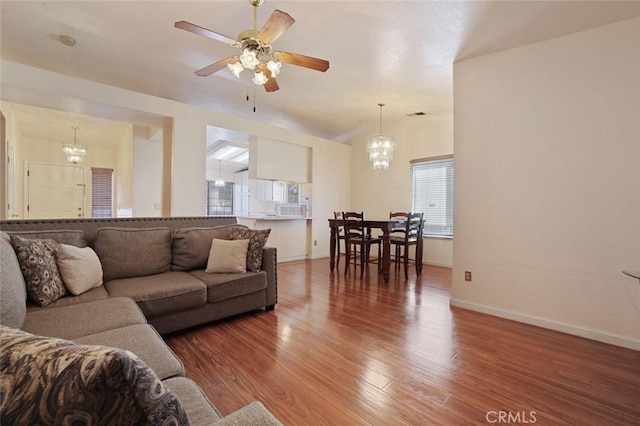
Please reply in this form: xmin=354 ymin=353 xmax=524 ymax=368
xmin=411 ymin=156 xmax=454 ymax=237
xmin=91 ymin=168 xmax=113 ymax=218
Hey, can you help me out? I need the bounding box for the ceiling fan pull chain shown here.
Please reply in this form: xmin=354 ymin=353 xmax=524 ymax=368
xmin=253 ymin=86 xmax=257 ymax=112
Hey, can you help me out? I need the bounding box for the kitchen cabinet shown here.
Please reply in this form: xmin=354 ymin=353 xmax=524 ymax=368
xmin=233 ymin=170 xmax=250 ymax=216
xmin=256 ymin=180 xmax=283 ymax=202
xmin=248 ymin=137 xmax=310 ymax=183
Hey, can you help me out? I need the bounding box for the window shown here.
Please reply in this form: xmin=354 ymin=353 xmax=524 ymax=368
xmin=206 ymin=181 xmax=234 ymax=216
xmin=285 ymin=183 xmax=300 ymax=204
xmin=411 ymin=155 xmax=454 ymax=237
xmin=91 ymin=168 xmax=113 ymax=218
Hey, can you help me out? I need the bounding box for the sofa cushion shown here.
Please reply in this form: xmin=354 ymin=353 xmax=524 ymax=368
xmin=5 ymin=229 xmax=87 ymax=247
xmin=105 ymin=271 xmax=207 ymax=318
xmin=205 ymin=238 xmax=249 ymax=274
xmin=214 ymin=401 xmax=283 ymax=426
xmin=189 ymin=269 xmax=267 ymax=303
xmin=163 ymin=377 xmax=222 ymax=425
xmin=0 ymin=233 xmax=27 ymax=329
xmin=75 ymin=324 xmax=184 ymax=380
xmin=22 ymin=297 xmax=147 ymax=340
xmin=0 ymin=326 xmax=188 ymax=425
xmin=9 ymin=234 xmax=67 ymax=307
xmin=95 ymin=227 xmax=172 ymax=281
xmin=229 ymin=228 xmax=271 ymax=272
xmin=56 ymin=243 xmax=103 ymax=295
xmin=26 ymin=286 xmax=110 ymax=312
xmin=171 ymin=224 xmax=247 ymax=271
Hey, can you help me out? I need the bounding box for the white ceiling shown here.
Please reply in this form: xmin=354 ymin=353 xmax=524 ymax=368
xmin=2 ymin=1 xmax=639 ymax=143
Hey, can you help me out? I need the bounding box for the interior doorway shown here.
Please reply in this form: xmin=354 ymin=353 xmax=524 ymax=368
xmin=26 ymin=162 xmax=85 ymax=219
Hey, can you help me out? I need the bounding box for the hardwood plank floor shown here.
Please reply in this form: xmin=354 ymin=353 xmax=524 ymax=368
xmin=166 ymin=258 xmax=640 ymax=425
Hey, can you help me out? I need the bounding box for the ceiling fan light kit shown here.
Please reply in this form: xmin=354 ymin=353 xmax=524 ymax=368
xmin=175 ymin=0 xmax=329 ymax=92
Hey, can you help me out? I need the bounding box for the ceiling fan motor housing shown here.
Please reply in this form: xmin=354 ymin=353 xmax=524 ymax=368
xmin=238 ymin=30 xmax=272 ymax=59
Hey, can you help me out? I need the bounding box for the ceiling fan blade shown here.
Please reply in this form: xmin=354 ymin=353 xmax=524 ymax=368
xmin=258 ymin=63 xmax=280 ymax=92
xmin=258 ymin=10 xmax=295 ymax=45
xmin=195 ymin=57 xmax=238 ymax=77
xmin=175 ymin=21 xmax=236 ymax=46
xmin=264 ymin=78 xmax=280 ymax=93
xmin=274 ymin=51 xmax=330 ymax=72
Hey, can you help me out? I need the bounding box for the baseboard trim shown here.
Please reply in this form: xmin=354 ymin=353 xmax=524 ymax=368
xmin=423 ymin=261 xmax=453 ymax=268
xmin=450 ymin=298 xmax=640 ymax=351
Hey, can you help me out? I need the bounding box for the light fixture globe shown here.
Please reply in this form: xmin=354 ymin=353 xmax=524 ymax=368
xmin=214 ymin=160 xmax=225 ymax=187
xmin=266 ymin=59 xmax=281 ymax=77
xmin=252 ymin=70 xmax=268 ymax=85
xmin=240 ymin=47 xmax=260 ymax=69
xmin=227 ymin=61 xmax=244 ymax=78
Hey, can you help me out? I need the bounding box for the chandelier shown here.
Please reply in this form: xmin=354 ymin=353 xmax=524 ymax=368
xmin=366 ymin=103 xmax=396 ymax=170
xmin=63 ymin=127 xmax=87 ymax=164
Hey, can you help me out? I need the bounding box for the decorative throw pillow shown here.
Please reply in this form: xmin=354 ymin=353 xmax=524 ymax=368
xmin=0 ymin=326 xmax=188 ymax=425
xmin=205 ymin=238 xmax=250 ymax=273
xmin=56 ymin=244 xmax=104 ymax=296
xmin=229 ymin=228 xmax=271 ymax=272
xmin=9 ymin=235 xmax=67 ymax=307
xmin=171 ymin=224 xmax=247 ymax=271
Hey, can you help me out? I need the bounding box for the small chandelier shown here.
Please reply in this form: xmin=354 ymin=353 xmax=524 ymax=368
xmin=63 ymin=127 xmax=87 ymax=164
xmin=214 ymin=160 xmax=225 ymax=187
xmin=366 ymin=103 xmax=396 ymax=170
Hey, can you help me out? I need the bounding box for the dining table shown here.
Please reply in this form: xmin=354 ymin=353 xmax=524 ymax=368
xmin=328 ymin=218 xmax=407 ymax=283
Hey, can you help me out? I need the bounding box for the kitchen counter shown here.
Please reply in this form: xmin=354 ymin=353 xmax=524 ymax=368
xmin=236 ymin=216 xmax=310 ymax=262
xmin=237 ymin=215 xmax=311 ymax=221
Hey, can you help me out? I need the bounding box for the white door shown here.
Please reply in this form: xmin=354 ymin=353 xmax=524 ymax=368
xmin=26 ymin=163 xmax=85 ymax=219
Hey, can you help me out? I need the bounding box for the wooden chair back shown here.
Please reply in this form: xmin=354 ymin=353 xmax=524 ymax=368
xmin=341 ymin=211 xmax=366 ymax=240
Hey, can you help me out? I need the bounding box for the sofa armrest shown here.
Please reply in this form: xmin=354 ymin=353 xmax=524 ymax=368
xmin=261 ymin=247 xmax=277 ymax=309
xmin=214 ymin=401 xmax=282 ymax=426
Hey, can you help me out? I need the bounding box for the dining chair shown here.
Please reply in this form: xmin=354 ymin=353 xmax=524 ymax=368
xmin=333 ymin=211 xmax=346 ymax=266
xmin=342 ymin=211 xmax=381 ymax=276
xmin=389 ymin=212 xmax=424 ymax=279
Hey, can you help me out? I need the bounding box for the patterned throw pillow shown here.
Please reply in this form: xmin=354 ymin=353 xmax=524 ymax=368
xmin=229 ymin=228 xmax=271 ymax=272
xmin=0 ymin=326 xmax=188 ymax=425
xmin=9 ymin=235 xmax=67 ymax=307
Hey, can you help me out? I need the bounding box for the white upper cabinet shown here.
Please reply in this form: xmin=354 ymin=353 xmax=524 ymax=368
xmin=249 ymin=137 xmax=310 ymax=183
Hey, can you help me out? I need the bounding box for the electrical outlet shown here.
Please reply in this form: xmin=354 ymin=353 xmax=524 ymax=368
xmin=465 ymin=271 xmax=472 ymax=282
xmin=314 ymin=240 xmax=318 ymax=246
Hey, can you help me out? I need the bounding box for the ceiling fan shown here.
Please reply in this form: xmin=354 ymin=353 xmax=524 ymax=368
xmin=175 ymin=0 xmax=330 ymax=92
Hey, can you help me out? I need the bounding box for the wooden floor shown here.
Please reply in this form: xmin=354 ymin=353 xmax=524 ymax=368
xmin=166 ymin=258 xmax=640 ymax=425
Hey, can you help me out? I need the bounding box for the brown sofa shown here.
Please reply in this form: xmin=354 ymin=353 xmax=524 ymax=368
xmin=0 ymin=216 xmax=281 ymax=425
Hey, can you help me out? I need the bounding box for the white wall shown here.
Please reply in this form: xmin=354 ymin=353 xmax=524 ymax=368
xmin=345 ymin=114 xmax=455 ymax=267
xmin=132 ymin=125 xmax=162 ymax=217
xmin=1 ymin=60 xmax=351 ymax=260
xmin=452 ymin=18 xmax=640 ymax=349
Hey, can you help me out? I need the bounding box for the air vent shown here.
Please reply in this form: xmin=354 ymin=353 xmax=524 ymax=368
xmin=406 ymin=112 xmax=427 ymax=117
